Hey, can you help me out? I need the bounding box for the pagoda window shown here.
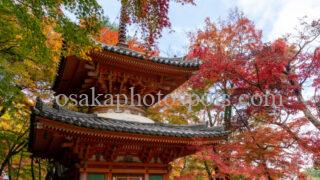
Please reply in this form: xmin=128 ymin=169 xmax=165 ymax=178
xmin=87 ymin=173 xmax=105 ymax=180
xmin=150 ymin=175 xmax=163 ymax=180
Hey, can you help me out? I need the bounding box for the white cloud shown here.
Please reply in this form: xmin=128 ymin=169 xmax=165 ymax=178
xmin=234 ymin=0 xmax=320 ymax=41
xmin=234 ymin=0 xmax=282 ymax=30
xmin=267 ymin=0 xmax=320 ymax=40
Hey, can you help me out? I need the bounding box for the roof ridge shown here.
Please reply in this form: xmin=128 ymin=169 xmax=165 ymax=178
xmin=101 ymin=44 xmax=201 ymax=68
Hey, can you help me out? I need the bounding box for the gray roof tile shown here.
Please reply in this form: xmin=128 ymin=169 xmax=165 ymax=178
xmin=101 ymin=44 xmax=201 ymax=68
xmin=32 ymin=100 xmax=227 ymax=138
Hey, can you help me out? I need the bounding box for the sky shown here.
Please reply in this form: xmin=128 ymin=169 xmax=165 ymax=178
xmin=98 ymin=0 xmax=320 ymax=56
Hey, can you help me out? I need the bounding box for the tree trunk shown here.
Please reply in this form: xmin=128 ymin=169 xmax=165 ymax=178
xmin=31 ymin=156 xmax=36 ymax=180
xmin=38 ymin=159 xmax=42 ymax=180
xmin=180 ymin=157 xmax=187 ymax=176
xmin=8 ymin=158 xmax=12 ymax=180
xmin=0 ymin=141 xmax=26 ymax=176
xmin=203 ymin=161 xmax=214 ymax=180
xmin=205 ymin=105 xmax=214 ymax=127
xmin=262 ymin=161 xmax=273 ymax=180
xmin=224 ymin=105 xmax=232 ymax=130
xmin=0 ymin=152 xmax=11 ymax=176
xmin=15 ymin=151 xmax=23 ymax=180
xmin=285 ymin=66 xmax=320 ymax=130
xmin=0 ymin=107 xmax=6 ymax=117
xmin=223 ymin=83 xmax=233 ymax=130
xmin=274 ymin=122 xmax=318 ymax=153
xmin=296 ymin=92 xmax=320 ymax=130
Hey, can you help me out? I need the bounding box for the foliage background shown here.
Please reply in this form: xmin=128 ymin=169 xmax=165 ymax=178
xmin=0 ymin=0 xmax=319 ymax=179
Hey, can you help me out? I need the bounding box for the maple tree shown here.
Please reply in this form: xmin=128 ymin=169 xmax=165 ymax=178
xmin=119 ymin=0 xmax=194 ymax=46
xmin=147 ymin=10 xmax=320 ymax=179
xmin=188 ymin=11 xmax=320 ymax=129
xmin=97 ymin=27 xmax=159 ymax=56
xmin=183 ymin=10 xmax=320 ymax=179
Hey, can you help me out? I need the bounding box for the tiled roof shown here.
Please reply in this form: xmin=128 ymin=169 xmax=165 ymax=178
xmin=52 ymin=44 xmax=200 ymax=92
xmin=32 ymin=100 xmax=227 ymax=138
xmin=101 ymin=44 xmax=201 ymax=68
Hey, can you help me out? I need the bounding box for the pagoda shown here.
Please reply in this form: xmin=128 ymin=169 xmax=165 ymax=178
xmin=28 ymin=9 xmax=228 ymax=180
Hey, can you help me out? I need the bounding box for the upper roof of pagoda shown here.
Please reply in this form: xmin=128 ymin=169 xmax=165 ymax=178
xmin=52 ymin=44 xmax=201 ymax=96
xmin=101 ymin=44 xmax=201 ymax=68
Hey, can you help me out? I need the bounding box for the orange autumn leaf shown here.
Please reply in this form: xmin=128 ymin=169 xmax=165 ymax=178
xmin=97 ymin=27 xmax=159 ymax=56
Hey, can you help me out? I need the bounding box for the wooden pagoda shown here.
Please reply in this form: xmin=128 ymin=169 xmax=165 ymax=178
xmin=29 ymin=10 xmax=227 ymax=180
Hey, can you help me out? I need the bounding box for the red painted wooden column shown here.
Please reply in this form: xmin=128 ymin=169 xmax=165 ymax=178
xmin=79 ymin=171 xmax=87 ymax=180
xmin=144 ymin=173 xmax=149 ymax=180
xmin=107 ymin=172 xmax=112 ymax=180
